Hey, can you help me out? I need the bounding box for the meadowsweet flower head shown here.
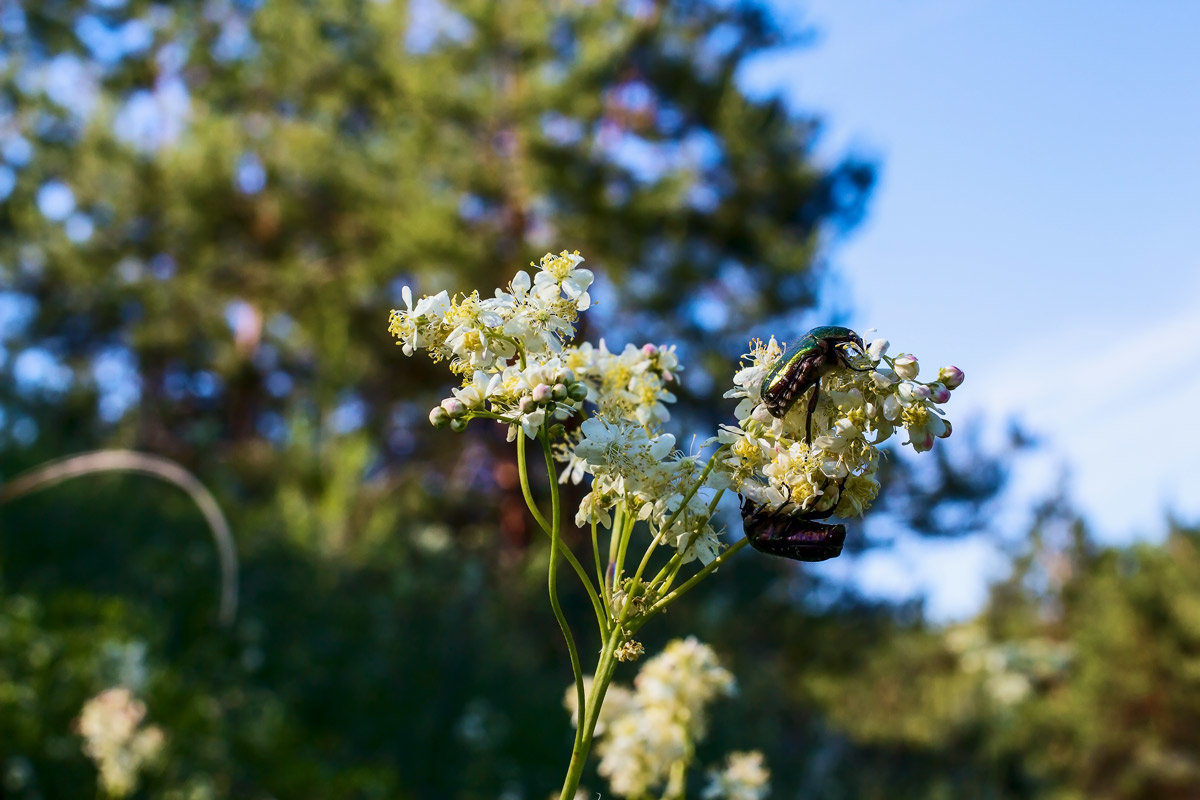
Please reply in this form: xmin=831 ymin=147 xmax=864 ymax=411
xmin=570 ymin=638 xmax=742 ymax=799
xmin=718 ymin=329 xmax=963 ymax=529
xmin=562 ymin=340 xmax=680 ymax=429
xmin=702 ymin=751 xmax=771 ymax=800
xmin=389 ymin=251 xmax=602 ymax=438
xmin=75 ymin=687 xmax=165 ymax=798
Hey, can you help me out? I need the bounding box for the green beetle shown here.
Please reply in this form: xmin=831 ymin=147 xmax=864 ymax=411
xmin=761 ymin=325 xmax=869 ymax=442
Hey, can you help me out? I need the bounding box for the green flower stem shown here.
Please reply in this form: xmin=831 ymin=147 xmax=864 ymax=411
xmin=541 ymin=433 xmax=589 ymax=767
xmin=655 ymin=556 xmax=686 ymax=600
xmin=613 ymin=504 xmax=636 ymax=596
xmin=607 ymin=504 xmax=627 ymax=598
xmin=649 ymin=488 xmax=726 ymax=597
xmin=516 ymin=432 xmax=608 ymax=633
xmin=639 ymin=537 xmax=750 ymax=623
xmin=591 ymin=519 xmax=609 ymax=609
xmin=628 ymin=449 xmax=726 ymax=596
xmin=559 ymin=622 xmax=623 ymax=800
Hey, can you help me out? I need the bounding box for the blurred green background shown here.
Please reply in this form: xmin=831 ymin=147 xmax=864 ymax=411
xmin=2 ymin=1 xmax=1198 ymax=798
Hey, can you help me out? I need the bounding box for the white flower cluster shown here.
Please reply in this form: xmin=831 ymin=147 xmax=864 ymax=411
xmin=946 ymin=624 xmax=1072 ymax=707
xmin=565 ymin=638 xmax=765 ymax=799
xmin=390 ymin=251 xmax=723 ymax=563
xmin=554 ymin=341 xmax=719 ymax=565
xmin=567 ymin=417 xmax=723 ymax=565
xmin=702 ymin=751 xmax=772 ymax=800
xmin=75 ymin=687 xmax=165 ymax=798
xmin=390 ymin=251 xmax=595 ymax=440
xmin=561 ymin=340 xmax=679 ymax=428
xmin=718 ymin=335 xmax=964 ymax=521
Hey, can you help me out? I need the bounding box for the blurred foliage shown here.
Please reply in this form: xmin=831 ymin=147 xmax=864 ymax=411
xmin=0 ymin=0 xmax=873 ymax=486
xmin=2 ymin=0 xmax=1191 ymax=799
xmin=795 ymin=500 xmax=1200 ymax=800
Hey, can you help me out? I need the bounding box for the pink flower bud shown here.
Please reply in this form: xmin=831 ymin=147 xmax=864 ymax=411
xmin=911 ymin=431 xmax=935 ymax=453
xmin=938 ymin=365 xmax=965 ymax=389
xmin=642 ymin=343 xmax=657 ymax=356
xmin=440 ymin=398 xmax=466 ymax=418
xmin=531 ymin=384 xmax=553 ymax=404
xmin=518 ymin=395 xmax=537 ymax=413
xmin=929 ymin=383 xmax=952 ymax=404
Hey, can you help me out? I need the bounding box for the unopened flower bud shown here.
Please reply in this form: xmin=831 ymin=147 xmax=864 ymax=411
xmin=518 ymin=395 xmax=537 ymax=414
xmin=893 ymin=354 xmax=919 ymax=380
xmin=938 ymin=365 xmax=965 ymax=389
xmin=552 ymin=383 xmax=568 ymax=402
xmin=937 ymin=419 xmax=953 ymax=439
xmin=914 ymin=384 xmax=932 ymax=402
xmin=929 ymin=383 xmax=952 ymax=404
xmin=531 ymin=384 xmax=553 ymax=404
xmin=568 ymin=381 xmax=589 ymax=401
xmin=871 ymin=366 xmax=898 ymax=386
xmin=449 ymin=418 xmax=468 ymax=433
xmin=441 ymin=398 xmax=467 ymax=418
xmin=642 ymin=343 xmax=657 ymax=356
xmin=429 ymin=406 xmax=450 ymax=428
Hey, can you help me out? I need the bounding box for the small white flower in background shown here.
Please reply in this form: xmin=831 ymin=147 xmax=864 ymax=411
xmin=569 ymin=638 xmax=748 ymax=799
xmin=562 ymin=678 xmax=635 ymax=736
xmin=75 ymin=687 xmax=165 ymax=798
xmin=633 ymin=636 xmax=735 ymax=723
xmin=702 ymin=751 xmax=771 ymax=800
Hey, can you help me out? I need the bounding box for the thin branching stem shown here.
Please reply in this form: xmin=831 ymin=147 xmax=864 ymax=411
xmin=541 ymin=433 xmax=589 ymax=776
xmin=0 ymin=449 xmax=239 ymax=627
xmin=641 ymin=537 xmax=750 ymax=622
xmin=516 ymin=433 xmax=607 ymax=632
xmin=628 ymin=447 xmax=726 ymax=594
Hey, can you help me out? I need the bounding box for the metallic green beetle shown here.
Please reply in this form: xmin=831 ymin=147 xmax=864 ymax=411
xmin=761 ymin=325 xmax=869 ymax=442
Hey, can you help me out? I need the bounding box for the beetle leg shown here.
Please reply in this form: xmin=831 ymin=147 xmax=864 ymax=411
xmin=804 ymin=382 xmax=820 ymax=444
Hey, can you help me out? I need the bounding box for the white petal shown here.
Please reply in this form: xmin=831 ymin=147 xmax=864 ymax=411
xmin=512 ymin=270 xmax=531 ymax=294
xmin=883 ymin=394 xmax=902 ymax=421
xmin=651 ymin=433 xmax=676 ymax=460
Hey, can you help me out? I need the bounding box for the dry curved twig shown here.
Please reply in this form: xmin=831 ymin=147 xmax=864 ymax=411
xmin=0 ymin=449 xmax=239 ymax=627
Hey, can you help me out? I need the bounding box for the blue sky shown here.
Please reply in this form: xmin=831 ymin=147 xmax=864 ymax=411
xmin=741 ymin=1 xmax=1200 ymax=618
